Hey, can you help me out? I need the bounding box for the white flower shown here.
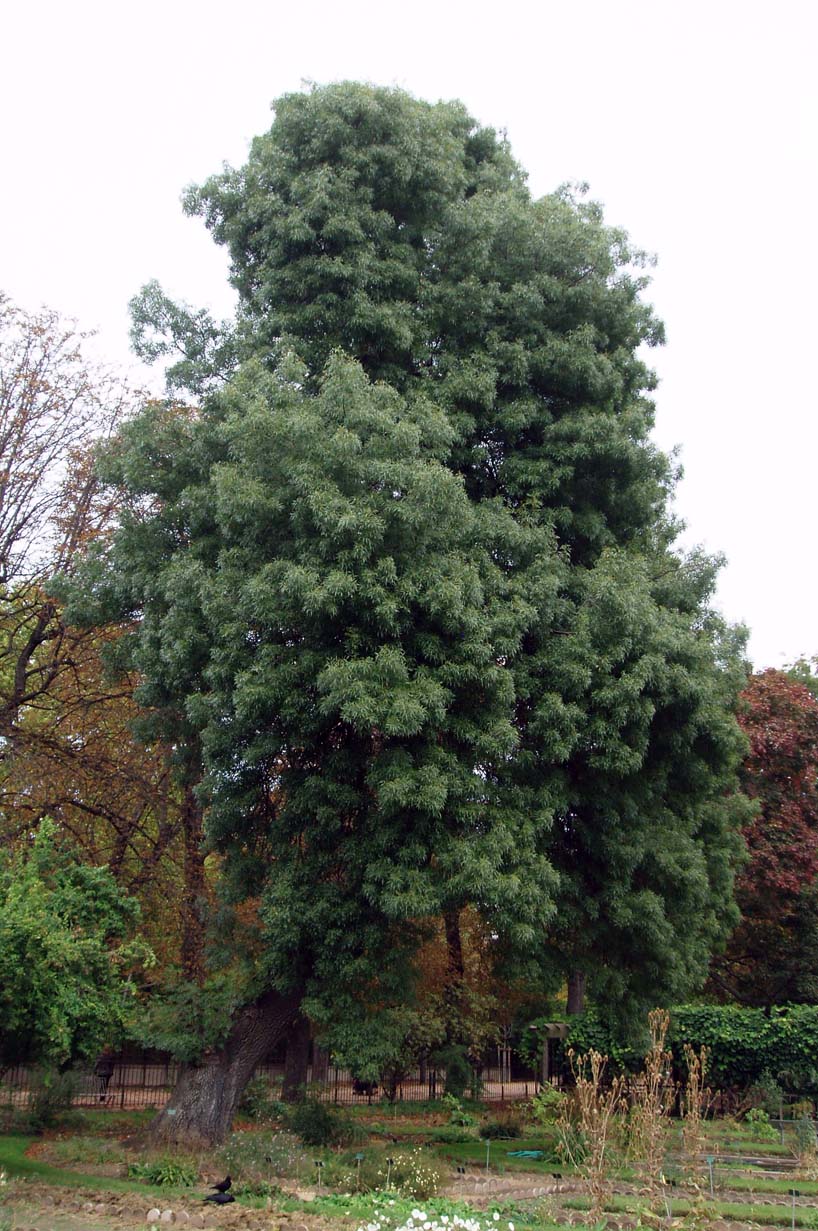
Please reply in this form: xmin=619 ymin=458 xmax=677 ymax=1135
xmin=493 ymin=1215 xmax=500 ymax=1223
xmin=509 ymin=1224 xmax=515 ymax=1230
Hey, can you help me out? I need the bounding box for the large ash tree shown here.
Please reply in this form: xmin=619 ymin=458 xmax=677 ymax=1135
xmin=71 ymin=83 xmax=747 ymax=1142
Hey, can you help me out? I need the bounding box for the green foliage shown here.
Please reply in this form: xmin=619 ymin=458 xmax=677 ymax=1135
xmin=127 ymin=1156 xmax=198 ymax=1186
xmin=427 ymin=1126 xmax=477 ymax=1144
xmin=130 ymin=973 xmax=243 ymax=1062
xmin=670 ymin=1005 xmax=818 ymax=1095
xmin=441 ymin=1093 xmax=476 ymax=1127
xmin=744 ymin=1108 xmax=778 ymax=1141
xmin=567 ymin=1005 xmax=818 ymax=1099
xmin=24 ymin=1070 xmax=80 ymax=1134
xmin=529 ymin=1085 xmax=567 ymax=1125
xmin=746 ymin=1070 xmax=784 ymax=1116
xmin=287 ymin=1099 xmax=341 ymax=1146
xmin=435 ymin=1047 xmax=472 ymax=1100
xmin=0 ymin=819 xmax=150 ymax=1069
xmin=479 ymin=1117 xmax=523 ymax=1139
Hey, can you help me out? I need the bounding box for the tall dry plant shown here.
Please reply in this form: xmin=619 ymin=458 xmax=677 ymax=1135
xmin=628 ymin=1009 xmax=674 ymax=1193
xmin=680 ymin=1043 xmax=712 ymax=1184
xmin=559 ymin=1048 xmax=626 ymax=1221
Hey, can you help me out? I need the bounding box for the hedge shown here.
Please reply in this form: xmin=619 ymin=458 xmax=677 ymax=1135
xmin=562 ymin=1005 xmax=818 ymax=1096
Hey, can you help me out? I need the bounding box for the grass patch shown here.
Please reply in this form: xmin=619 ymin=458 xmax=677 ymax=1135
xmin=0 ymin=1134 xmax=194 ymax=1200
xmin=432 ymin=1137 xmax=561 ymax=1171
xmin=716 ymin=1172 xmax=818 ymax=1196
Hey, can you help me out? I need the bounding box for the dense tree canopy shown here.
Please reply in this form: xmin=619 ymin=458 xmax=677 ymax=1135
xmin=0 ymin=819 xmax=148 ymax=1069
xmin=65 ymin=82 xmax=749 ymax=1139
xmin=710 ymin=669 xmax=818 ymax=1005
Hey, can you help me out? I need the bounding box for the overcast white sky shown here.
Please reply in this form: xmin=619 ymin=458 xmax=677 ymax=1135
xmin=1 ymin=0 xmax=815 ymax=669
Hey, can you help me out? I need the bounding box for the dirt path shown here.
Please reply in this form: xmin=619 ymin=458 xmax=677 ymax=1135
xmin=1 ymin=1180 xmax=343 ymax=1231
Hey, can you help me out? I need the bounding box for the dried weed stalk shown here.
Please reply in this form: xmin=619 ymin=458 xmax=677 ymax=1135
xmin=559 ymin=1047 xmax=626 ymax=1221
xmin=628 ymin=1008 xmax=674 ymax=1193
xmin=680 ymin=1042 xmax=712 ymax=1185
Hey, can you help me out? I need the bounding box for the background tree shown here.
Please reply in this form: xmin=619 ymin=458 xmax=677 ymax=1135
xmin=0 ymin=294 xmax=212 ymax=980
xmin=709 ymin=668 xmax=818 ymax=1004
xmin=0 ymin=818 xmax=149 ymax=1070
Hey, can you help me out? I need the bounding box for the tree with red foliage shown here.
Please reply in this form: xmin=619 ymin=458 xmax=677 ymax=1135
xmin=710 ymin=669 xmax=818 ymax=1004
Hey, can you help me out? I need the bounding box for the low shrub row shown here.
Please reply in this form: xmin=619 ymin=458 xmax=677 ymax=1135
xmin=564 ymin=1005 xmax=818 ymax=1097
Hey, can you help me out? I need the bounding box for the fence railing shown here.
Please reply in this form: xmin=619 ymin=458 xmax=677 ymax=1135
xmin=0 ymin=1061 xmax=542 ymax=1112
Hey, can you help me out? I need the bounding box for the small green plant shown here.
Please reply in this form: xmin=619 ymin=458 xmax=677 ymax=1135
xmin=529 ymin=1085 xmax=567 ymax=1126
xmin=745 ymin=1107 xmax=778 ymax=1141
xmin=128 ymin=1157 xmax=198 ymax=1186
xmin=441 ymin=1092 xmax=476 ymax=1127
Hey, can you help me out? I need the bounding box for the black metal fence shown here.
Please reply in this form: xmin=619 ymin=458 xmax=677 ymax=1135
xmin=0 ymin=1061 xmax=542 ymax=1113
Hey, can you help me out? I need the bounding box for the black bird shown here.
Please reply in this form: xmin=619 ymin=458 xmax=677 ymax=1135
xmin=211 ymin=1176 xmax=232 ymax=1193
xmin=204 ymin=1192 xmax=235 ymax=1205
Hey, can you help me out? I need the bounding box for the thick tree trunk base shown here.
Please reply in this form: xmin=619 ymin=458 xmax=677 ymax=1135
xmin=150 ymin=988 xmax=301 ymax=1147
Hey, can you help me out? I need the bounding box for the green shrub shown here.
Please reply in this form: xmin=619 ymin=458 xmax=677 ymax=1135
xmin=479 ymin=1118 xmax=522 ymax=1140
xmin=529 ymin=1086 xmax=567 ymax=1125
xmin=442 ymin=1093 xmax=476 ymax=1127
xmin=744 ymin=1107 xmax=778 ymax=1142
xmin=26 ymin=1070 xmax=79 ymax=1133
xmin=434 ymin=1047 xmax=472 ymax=1100
xmin=127 ymin=1157 xmax=198 ymax=1186
xmin=287 ymin=1099 xmax=340 ymax=1146
xmin=747 ymin=1071 xmax=784 ymax=1116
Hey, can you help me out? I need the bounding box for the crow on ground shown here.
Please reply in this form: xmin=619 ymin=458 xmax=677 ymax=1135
xmin=204 ymin=1192 xmax=235 ymax=1205
xmin=211 ymin=1175 xmax=232 ymax=1193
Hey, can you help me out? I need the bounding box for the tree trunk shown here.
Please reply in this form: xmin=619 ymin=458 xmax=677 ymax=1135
xmin=282 ymin=1014 xmax=311 ymax=1102
xmin=179 ymin=782 xmax=206 ymax=983
xmin=443 ymin=907 xmax=466 ymax=1045
xmin=312 ymin=1042 xmax=330 ymax=1084
xmin=566 ymin=970 xmax=587 ymax=1015
xmin=443 ymin=908 xmax=465 ymax=981
xmin=150 ymin=987 xmax=301 ymax=1146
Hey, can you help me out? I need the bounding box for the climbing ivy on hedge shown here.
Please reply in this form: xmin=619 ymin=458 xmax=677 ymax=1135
xmin=561 ymin=1006 xmax=818 ymax=1096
